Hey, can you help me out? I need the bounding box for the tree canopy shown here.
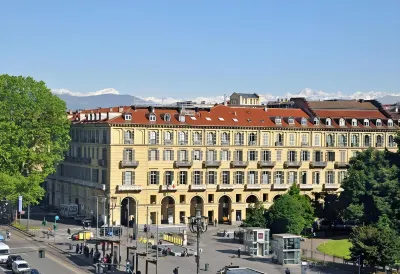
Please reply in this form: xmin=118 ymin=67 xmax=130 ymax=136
xmin=266 ymin=184 xmax=314 ymax=235
xmin=242 ymin=201 xmax=266 ymax=228
xmin=0 ymin=75 xmax=70 ymax=205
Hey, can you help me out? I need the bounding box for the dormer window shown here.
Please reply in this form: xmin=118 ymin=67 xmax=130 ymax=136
xmin=149 ymin=113 xmax=156 ymax=122
xmin=275 ymin=117 xmax=282 ymax=125
xmin=388 ymin=119 xmax=394 ymax=127
xmin=124 ymin=113 xmax=132 ymax=120
xmin=179 ymin=115 xmax=186 ymax=122
xmin=351 ymin=119 xmax=358 ymax=127
xmin=376 ymin=119 xmax=382 ymax=127
xmin=363 ymin=119 xmax=370 ymax=127
xmin=301 ymin=117 xmax=307 ymax=126
xmin=164 ymin=113 xmax=171 ymax=122
xmin=313 ymin=117 xmax=320 ymax=125
xmin=325 ymin=118 xmax=332 ymax=126
xmin=288 ymin=117 xmax=294 ymax=125
xmin=339 ymin=118 xmax=345 ymax=127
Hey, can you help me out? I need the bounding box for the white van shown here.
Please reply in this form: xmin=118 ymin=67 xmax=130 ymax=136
xmin=0 ymin=242 xmax=10 ymax=263
xmin=60 ymin=204 xmax=79 ymax=218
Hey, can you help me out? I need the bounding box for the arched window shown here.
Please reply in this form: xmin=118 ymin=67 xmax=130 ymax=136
xmin=363 ymin=119 xmax=370 ymax=127
xmin=339 ymin=118 xmax=345 ymax=127
xmin=276 ymin=133 xmax=283 ymax=145
xmin=149 ymin=113 xmax=156 ymax=122
xmin=248 ymin=133 xmax=257 ymax=145
xmin=376 ymin=119 xmax=382 ymax=127
xmin=288 ymin=117 xmax=294 ymax=124
xmin=164 ymin=113 xmax=171 ymax=122
xmin=221 ymin=132 xmax=230 ymax=144
xmin=351 ymin=134 xmax=359 ymax=147
xmin=339 ymin=134 xmax=347 ymax=146
xmin=178 ymin=131 xmax=187 ymax=144
xmin=388 ymin=119 xmax=394 ymax=127
xmin=164 ymin=131 xmax=173 ymax=143
xmin=124 ymin=130 xmax=133 ymax=144
xmin=313 ymin=117 xmax=320 ymax=125
xmin=326 ymin=134 xmax=334 ymax=146
xmin=207 ymin=132 xmax=216 ymax=145
xmin=352 ymin=119 xmax=358 ymax=127
xmin=326 ymin=118 xmax=332 ymax=126
xmin=376 ymin=135 xmax=383 ymax=147
xmin=364 ymin=135 xmax=371 ymax=147
xmin=275 ymin=116 xmax=282 ymax=124
xmin=301 ymin=117 xmax=307 ymax=126
xmin=389 ymin=135 xmax=395 ymax=147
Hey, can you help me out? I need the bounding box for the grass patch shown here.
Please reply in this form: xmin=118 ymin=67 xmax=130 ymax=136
xmin=317 ymin=239 xmax=352 ymax=259
xmin=11 ymin=222 xmax=40 ymax=231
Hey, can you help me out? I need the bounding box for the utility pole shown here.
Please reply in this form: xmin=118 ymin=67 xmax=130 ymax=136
xmin=156 ymin=211 xmax=159 ymax=274
xmin=127 ymin=198 xmax=129 ymax=243
xmin=196 ymin=222 xmax=200 ymax=274
xmin=146 ymin=206 xmax=149 ymax=254
xmin=96 ymin=196 xmax=99 ymax=238
xmin=27 ymin=204 xmax=30 ymax=230
xmin=135 ymin=202 xmax=138 ymax=248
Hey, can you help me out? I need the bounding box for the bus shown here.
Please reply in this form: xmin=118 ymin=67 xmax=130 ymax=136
xmin=99 ymin=225 xmax=123 ymax=237
xmin=60 ymin=204 xmax=79 ymax=218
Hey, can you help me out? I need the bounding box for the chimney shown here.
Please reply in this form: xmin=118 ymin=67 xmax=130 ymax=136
xmin=109 ymin=107 xmax=113 ymax=111
xmin=118 ymin=106 xmax=124 ymax=112
xmin=264 ymin=106 xmax=268 ymax=112
xmin=396 ymin=107 xmax=398 ymax=113
xmin=223 ymin=94 xmax=228 ymax=106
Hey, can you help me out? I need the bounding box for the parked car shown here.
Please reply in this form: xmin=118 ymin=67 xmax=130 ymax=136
xmin=6 ymin=255 xmax=23 ymax=269
xmin=11 ymin=260 xmax=30 ymax=273
xmin=30 ymin=269 xmax=40 ymax=274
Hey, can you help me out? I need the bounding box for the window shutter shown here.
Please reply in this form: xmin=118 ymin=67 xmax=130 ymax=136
xmin=325 ymin=171 xmax=328 ymax=184
xmin=307 ymin=151 xmax=310 ymax=161
xmin=156 ymin=171 xmax=160 ymax=184
xmin=147 ymin=172 xmax=150 ymax=186
xmin=220 ymin=151 xmax=223 ymax=160
xmin=255 ymin=151 xmax=258 ymax=161
xmin=247 ymin=172 xmax=251 ymax=184
xmin=200 ymin=151 xmax=203 ymax=160
xmin=132 ymin=172 xmax=135 ymax=185
xmin=282 ymin=172 xmax=285 ymax=184
xmin=333 ymin=172 xmax=336 ymax=184
xmin=148 ymin=150 xmax=151 ymax=161
xmin=214 ymin=150 xmax=217 ymax=160
xmin=148 ymin=133 xmax=151 ymax=144
xmin=255 ymin=171 xmax=259 ymax=184
xmin=233 ymin=172 xmax=237 ymax=184
xmin=156 ymin=150 xmax=160 ymax=160
xmin=294 ymin=172 xmax=298 ymax=184
xmin=234 ymin=151 xmax=238 ymax=161
xmin=247 ymin=151 xmax=250 ymax=161
xmin=164 ymin=172 xmax=167 ymax=185
xmin=313 ymin=151 xmax=316 ymax=161
xmin=200 ymin=171 xmax=203 ymax=184
xmin=163 ymin=150 xmax=167 ymax=161
xmin=214 ymin=172 xmax=217 ymax=184
xmin=273 ymin=172 xmax=276 ymax=184
xmin=185 ymin=132 xmax=188 ymax=143
xmin=171 ymin=151 xmax=174 ymax=161
xmin=132 ymin=150 xmax=135 ymax=161
xmin=268 ymin=172 xmax=271 ymax=184
xmin=191 ymin=151 xmax=194 ymax=161
xmin=122 ymin=172 xmax=126 ymax=185
xmin=156 ymin=132 xmax=160 ymax=144
xmin=312 ymin=172 xmax=315 ymax=184
xmin=228 ymin=151 xmax=231 ymax=161
xmin=287 ymin=151 xmax=290 ymax=162
xmin=171 ymin=172 xmax=175 ymax=184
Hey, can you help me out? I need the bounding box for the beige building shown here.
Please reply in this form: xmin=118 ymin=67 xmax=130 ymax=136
xmin=230 ymin=93 xmax=262 ymax=106
xmin=45 ymin=96 xmax=398 ymax=226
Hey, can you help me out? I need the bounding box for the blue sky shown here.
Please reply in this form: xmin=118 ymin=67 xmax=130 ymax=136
xmin=0 ymin=1 xmax=399 ymax=98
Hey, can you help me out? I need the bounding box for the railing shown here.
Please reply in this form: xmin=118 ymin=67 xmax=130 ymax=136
xmin=230 ymin=161 xmax=249 ymax=168
xmin=388 ymin=142 xmax=396 ymax=147
xmin=275 ymin=142 xmax=283 ymax=146
xmin=124 ymin=139 xmax=134 ymax=144
xmin=116 ymin=185 xmax=142 ymax=191
xmin=334 ymin=162 xmax=349 ymax=169
xmin=178 ymin=140 xmax=188 ymax=145
xmin=203 ymin=161 xmax=221 ymax=167
xmin=218 ymin=184 xmax=235 ymax=190
xmin=193 ymin=140 xmax=202 ymax=145
xmin=350 ymin=143 xmax=359 ymax=147
xmin=324 ymin=183 xmax=340 ymax=190
xmin=338 ymin=142 xmax=347 ymax=147
xmin=364 ymin=142 xmax=371 ymax=147
xmin=273 ymin=184 xmax=290 ymax=190
xmin=120 ymin=160 xmax=139 ymax=168
xmin=284 ymin=161 xmax=302 ymax=168
xmin=376 ymin=142 xmax=383 ymax=147
xmin=160 ymin=185 xmax=177 ymax=191
xmin=164 ymin=139 xmax=173 ymax=145
xmin=326 ymin=142 xmax=335 ymax=147
xmin=310 ymin=161 xmax=327 ymax=168
xmin=245 ymin=184 xmax=261 ymax=190
xmin=234 ymin=141 xmax=244 ymax=145
xmin=190 ymin=185 xmax=206 ymax=191
xmin=248 ymin=141 xmax=257 ymax=146
xmin=299 ymin=184 xmax=314 ymax=190
xmin=174 ymin=160 xmax=193 ymax=168
xmin=221 ymin=140 xmax=230 ymax=145
xmin=258 ymin=160 xmax=276 ymax=168
xmin=206 ymin=141 xmax=216 ymax=145
xmin=301 ymin=142 xmax=309 ymax=146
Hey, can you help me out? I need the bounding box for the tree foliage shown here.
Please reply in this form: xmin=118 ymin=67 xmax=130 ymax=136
xmin=349 ymin=225 xmax=400 ymax=267
xmin=266 ymin=184 xmax=314 ymax=235
xmin=242 ymin=201 xmax=266 ymax=228
xmin=0 ymin=75 xmax=70 ymax=204
xmin=339 ymin=148 xmax=400 ymax=229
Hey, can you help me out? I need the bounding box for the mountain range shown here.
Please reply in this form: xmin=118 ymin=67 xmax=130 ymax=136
xmin=51 ymin=88 xmax=400 ymax=110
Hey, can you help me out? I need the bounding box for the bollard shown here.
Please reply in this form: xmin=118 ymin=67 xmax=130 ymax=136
xmin=38 ymin=248 xmax=45 ymax=258
xmin=205 ymin=263 xmax=209 ymax=271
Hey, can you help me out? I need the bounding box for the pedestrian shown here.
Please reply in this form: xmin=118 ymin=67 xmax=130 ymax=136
xmin=285 ymin=268 xmax=290 ymax=274
xmin=67 ymin=228 xmax=71 ymax=235
xmin=214 ymin=219 xmax=217 ymax=227
xmin=90 ymin=248 xmax=94 ymax=258
xmin=80 ymin=243 xmax=83 ymax=254
xmin=75 ymin=243 xmax=79 ymax=254
xmin=144 ymin=224 xmax=147 ymax=233
xmin=237 ymin=248 xmax=241 ymax=258
xmin=173 ymin=267 xmax=179 ymax=274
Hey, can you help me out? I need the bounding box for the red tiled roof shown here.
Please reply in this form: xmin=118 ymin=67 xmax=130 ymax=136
xmin=313 ymin=110 xmax=387 ymax=119
xmin=308 ymin=100 xmax=377 ymax=110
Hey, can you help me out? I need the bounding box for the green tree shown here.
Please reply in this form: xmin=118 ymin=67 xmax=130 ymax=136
xmin=242 ymin=201 xmax=266 ymax=228
xmin=0 ymin=75 xmax=70 ymax=205
xmin=266 ymin=184 xmax=314 ymax=234
xmin=339 ymin=148 xmax=400 ymax=228
xmin=350 ymin=225 xmax=400 ymax=267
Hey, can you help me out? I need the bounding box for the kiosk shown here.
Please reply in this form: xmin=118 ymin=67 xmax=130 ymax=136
xmin=243 ymin=228 xmax=270 ymax=257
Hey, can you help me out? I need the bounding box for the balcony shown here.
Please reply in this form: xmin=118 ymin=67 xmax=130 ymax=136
xmin=124 ymin=139 xmax=134 ymax=144
xmin=48 ymin=175 xmax=105 ymax=190
xmin=235 ymin=141 xmax=244 ymax=146
xmin=117 ymin=185 xmax=142 ymax=192
xmin=275 ymin=142 xmax=283 ymax=146
xmin=351 ymin=143 xmax=360 ymax=147
xmin=334 ymin=162 xmax=349 ymax=169
xmin=160 ymin=185 xmax=178 ymax=192
xmin=230 ymin=161 xmax=249 ymax=168
xmin=326 ymin=142 xmax=335 ymax=147
xmin=299 ymin=184 xmax=314 ymax=190
xmin=310 ymin=161 xmax=327 ymax=168
xmin=301 ymin=142 xmax=309 ymax=146
xmin=203 ymin=161 xmax=221 ymax=168
xmin=338 ymin=142 xmax=347 ymax=147
xmin=218 ymin=184 xmax=235 ymax=190
xmin=376 ymin=142 xmax=383 ymax=147
xmin=193 ymin=140 xmax=202 ymax=145
xmin=324 ymin=183 xmax=340 ymax=190
xmin=174 ymin=160 xmax=193 ymax=168
xmin=164 ymin=139 xmax=173 ymax=145
xmin=190 ymin=185 xmax=206 ymax=191
xmin=207 ymin=141 xmax=216 ymax=146
xmin=120 ymin=160 xmax=139 ymax=168
xmin=284 ymin=161 xmax=302 ymax=168
xmin=98 ymin=159 xmax=107 ymax=166
xmin=273 ymin=184 xmax=290 ymax=190
xmin=258 ymin=160 xmax=276 ymax=168
xmin=221 ymin=140 xmax=230 ymax=145
xmin=245 ymin=184 xmax=261 ymax=190
xmin=178 ymin=141 xmax=188 ymax=145
xmin=248 ymin=141 xmax=257 ymax=146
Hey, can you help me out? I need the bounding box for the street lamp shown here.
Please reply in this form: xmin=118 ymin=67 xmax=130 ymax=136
xmin=188 ymin=210 xmax=208 ymax=274
xmin=90 ymin=195 xmax=106 ymax=238
xmin=110 ymin=197 xmax=117 ymax=235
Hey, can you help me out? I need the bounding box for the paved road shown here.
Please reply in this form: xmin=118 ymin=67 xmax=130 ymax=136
xmin=0 ymin=227 xmax=89 ymax=274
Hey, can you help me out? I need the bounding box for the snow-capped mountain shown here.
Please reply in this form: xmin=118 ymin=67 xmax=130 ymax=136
xmin=51 ymin=88 xmax=400 ymax=110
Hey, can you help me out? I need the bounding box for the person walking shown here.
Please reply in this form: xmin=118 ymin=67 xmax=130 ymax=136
xmin=237 ymin=248 xmax=241 ymax=258
xmin=75 ymin=243 xmax=79 ymax=254
xmin=285 ymin=268 xmax=291 ymax=274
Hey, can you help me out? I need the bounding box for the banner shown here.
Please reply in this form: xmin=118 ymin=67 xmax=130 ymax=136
xmin=18 ymin=196 xmax=22 ymax=212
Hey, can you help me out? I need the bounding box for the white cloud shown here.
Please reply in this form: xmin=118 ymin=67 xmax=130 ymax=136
xmin=51 ymin=88 xmax=120 ymax=97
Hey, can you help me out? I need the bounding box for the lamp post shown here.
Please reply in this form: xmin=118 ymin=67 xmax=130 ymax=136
xmin=110 ymin=197 xmax=117 ymax=236
xmin=90 ymin=195 xmax=105 ymax=238
xmin=188 ymin=209 xmax=208 ymax=274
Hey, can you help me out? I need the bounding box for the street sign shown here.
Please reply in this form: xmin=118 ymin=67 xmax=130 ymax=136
xmin=18 ymin=196 xmax=22 ymax=212
xmin=55 ymin=215 xmax=59 ymax=221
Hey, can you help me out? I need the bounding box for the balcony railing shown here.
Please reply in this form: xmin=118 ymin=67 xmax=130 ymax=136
xmin=160 ymin=185 xmax=177 ymax=191
xmin=338 ymin=142 xmax=347 ymax=147
xmin=178 ymin=140 xmax=188 ymax=145
xmin=124 ymin=139 xmax=134 ymax=144
xmin=164 ymin=139 xmax=173 ymax=145
xmin=248 ymin=141 xmax=257 ymax=146
xmin=389 ymin=142 xmax=396 ymax=147
xmin=174 ymin=160 xmax=193 ymax=168
xmin=275 ymin=142 xmax=283 ymax=146
xmin=203 ymin=161 xmax=221 ymax=168
xmin=284 ymin=161 xmax=302 ymax=168
xmin=301 ymin=142 xmax=309 ymax=146
xmin=230 ymin=161 xmax=249 ymax=168
xmin=120 ymin=160 xmax=139 ymax=168
xmin=310 ymin=161 xmax=327 ymax=168
xmin=334 ymin=162 xmax=349 ymax=169
xmin=246 ymin=184 xmax=261 ymax=190
xmin=273 ymin=184 xmax=290 ymax=190
xmin=98 ymin=159 xmax=107 ymax=166
xmin=326 ymin=142 xmax=335 ymax=147
xmin=116 ymin=185 xmax=142 ymax=192
xmin=207 ymin=141 xmax=216 ymax=146
xmin=221 ymin=140 xmax=230 ymax=145
xmin=351 ymin=143 xmax=360 ymax=147
xmin=218 ymin=184 xmax=235 ymax=190
xmin=364 ymin=142 xmax=371 ymax=147
xmin=149 ymin=139 xmax=158 ymax=145
xmin=299 ymin=184 xmax=314 ymax=190
xmin=258 ymin=160 xmax=276 ymax=168
xmin=190 ymin=185 xmax=206 ymax=191
xmin=193 ymin=140 xmax=202 ymax=145
xmin=324 ymin=183 xmax=340 ymax=190
xmin=376 ymin=142 xmax=383 ymax=147
xmin=235 ymin=141 xmax=244 ymax=146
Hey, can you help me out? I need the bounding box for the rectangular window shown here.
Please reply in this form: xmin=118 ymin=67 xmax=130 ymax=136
xmin=338 ymin=171 xmax=347 ymax=184
xmin=327 ymin=151 xmax=335 ymax=162
xmin=287 ymin=171 xmax=297 ymax=184
xmin=221 ymin=133 xmax=230 ymax=145
xmin=164 ymin=171 xmax=174 ymax=185
xmin=275 ymin=171 xmax=284 ymax=184
xmin=235 ymin=132 xmax=244 ymax=145
xmin=148 ymin=149 xmax=159 ymax=161
xmin=262 ymin=150 xmax=271 ymax=161
xmin=289 ymin=134 xmax=295 ymax=146
xmin=314 ymin=151 xmax=323 ymax=162
xmin=248 ymin=133 xmax=257 ymax=145
xmin=149 ymin=131 xmax=159 ymax=145
xmin=326 ymin=171 xmax=335 ymax=184
xmin=234 ymin=150 xmax=243 ymax=161
xmin=301 ymin=150 xmax=310 ymax=161
xmin=261 ymin=171 xmax=271 ymax=184
xmin=192 ymin=150 xmax=202 ymax=161
xmin=207 ymin=132 xmax=216 ymax=145
xmin=163 ymin=150 xmax=174 ymax=161
xmin=301 ymin=171 xmax=307 ymax=184
xmin=122 ymin=171 xmax=134 ymax=185
xmin=178 ymin=131 xmax=188 ymax=145
xmin=207 ymin=171 xmax=217 ymax=184
xmin=222 ymin=171 xmax=230 ymax=184
xmin=193 ymin=132 xmax=202 ymax=145
xmin=301 ymin=134 xmax=308 ymax=146
xmin=179 ymin=171 xmax=187 ymax=185
xmin=192 ymin=171 xmax=203 ymax=185
xmin=248 ymin=151 xmax=258 ymax=161
xmin=340 ymin=151 xmax=346 ymax=162
xmin=179 ymin=150 xmax=188 ymax=161
xmin=235 ymin=171 xmax=245 ymax=184
xmin=149 ymin=171 xmax=159 ymax=185
xmin=221 ymin=150 xmax=231 ymax=161
xmin=207 ymin=150 xmax=217 ymax=161
xmin=288 ymin=151 xmax=297 ymax=162
xmin=314 ymin=134 xmax=321 ymax=146
xmin=276 ymin=150 xmax=282 ymax=162
xmin=247 ymin=171 xmax=258 ymax=184
xmin=262 ymin=133 xmax=269 ymax=146
xmin=123 ymin=149 xmax=134 ymax=161
xmin=312 ymin=171 xmax=320 ymax=184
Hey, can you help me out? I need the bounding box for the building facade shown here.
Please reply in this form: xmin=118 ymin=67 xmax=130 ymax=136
xmin=45 ymin=97 xmax=398 ymax=226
